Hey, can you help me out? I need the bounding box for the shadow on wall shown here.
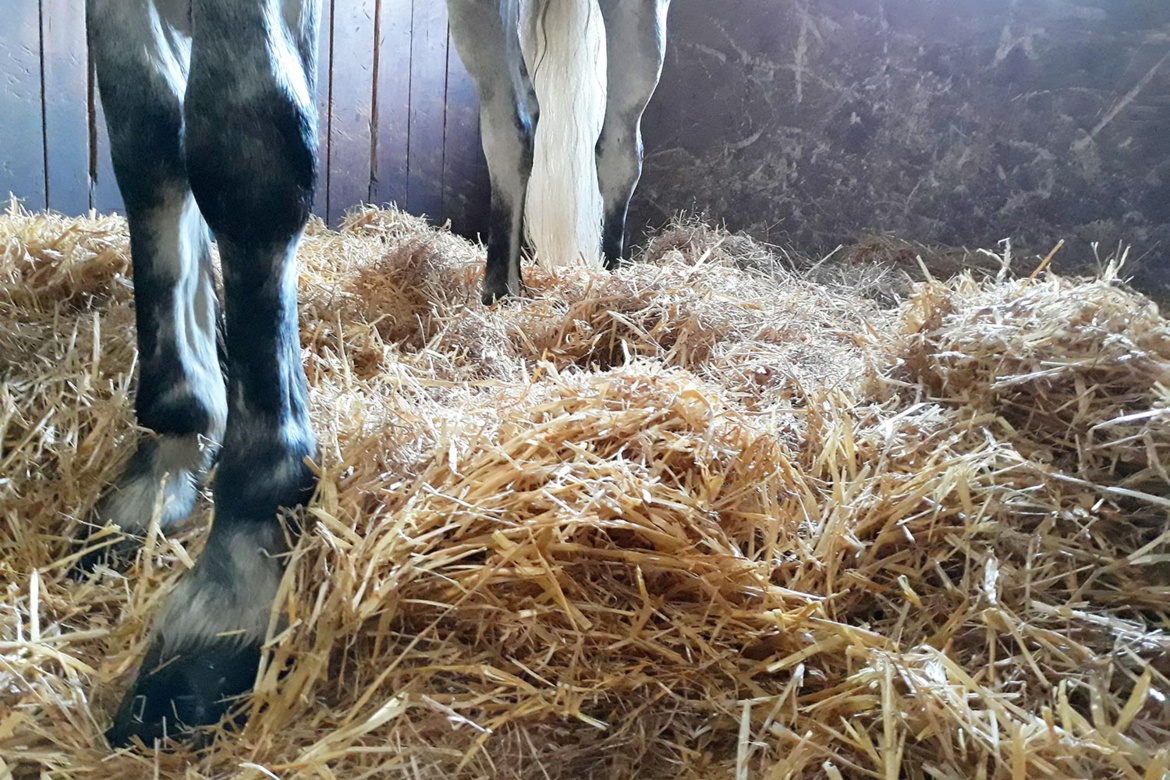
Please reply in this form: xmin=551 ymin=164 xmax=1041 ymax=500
xmin=634 ymin=0 xmax=1170 ymax=296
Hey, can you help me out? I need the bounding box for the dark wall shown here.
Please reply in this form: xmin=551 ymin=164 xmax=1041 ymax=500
xmin=637 ymin=0 xmax=1170 ymax=291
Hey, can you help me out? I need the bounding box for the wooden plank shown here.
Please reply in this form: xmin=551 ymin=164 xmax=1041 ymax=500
xmin=0 ymin=0 xmax=46 ymax=207
xmin=41 ymin=0 xmax=89 ymax=215
xmin=326 ymin=0 xmax=376 ymax=224
xmin=89 ymin=70 xmax=124 ymax=214
xmin=370 ymin=0 xmax=412 ymax=211
xmin=405 ymin=0 xmax=449 ymax=221
xmin=313 ymin=0 xmax=333 ymax=220
xmin=85 ymin=16 xmax=123 ymax=216
xmin=441 ymin=34 xmax=489 ymax=239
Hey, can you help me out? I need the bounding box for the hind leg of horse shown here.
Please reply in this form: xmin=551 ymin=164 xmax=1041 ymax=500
xmin=596 ymin=0 xmax=670 ymax=269
xmin=449 ymin=0 xmax=536 ymax=304
xmin=106 ymin=0 xmax=321 ymax=747
xmin=78 ymin=0 xmax=227 ymax=573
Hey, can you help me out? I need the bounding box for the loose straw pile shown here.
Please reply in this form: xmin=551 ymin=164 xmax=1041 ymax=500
xmin=1 ymin=203 xmax=1167 ymax=778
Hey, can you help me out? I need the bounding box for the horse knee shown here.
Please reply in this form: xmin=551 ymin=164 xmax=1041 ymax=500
xmin=596 ymin=122 xmax=643 ymax=197
xmin=183 ymin=13 xmax=318 ymax=248
xmin=184 ymin=94 xmax=317 ymax=247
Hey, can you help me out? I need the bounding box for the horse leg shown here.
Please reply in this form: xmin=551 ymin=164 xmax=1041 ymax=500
xmin=596 ymin=0 xmax=670 ymax=269
xmin=448 ymin=0 xmax=537 ymax=304
xmin=79 ymin=0 xmax=226 ymax=573
xmin=106 ymin=0 xmax=321 ymax=747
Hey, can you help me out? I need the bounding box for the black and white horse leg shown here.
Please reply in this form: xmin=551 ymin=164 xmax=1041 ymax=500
xmin=596 ymin=0 xmax=670 ymax=269
xmin=107 ymin=0 xmax=320 ymax=747
xmin=79 ymin=0 xmax=226 ymax=571
xmin=449 ymin=0 xmax=537 ymax=304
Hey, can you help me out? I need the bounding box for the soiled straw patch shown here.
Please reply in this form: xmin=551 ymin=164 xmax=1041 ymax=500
xmin=1 ymin=203 xmax=1168 ymax=778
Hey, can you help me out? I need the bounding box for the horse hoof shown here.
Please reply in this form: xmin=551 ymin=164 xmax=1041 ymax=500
xmin=482 ymin=285 xmax=510 ymax=306
xmin=604 ymin=255 xmax=627 ymax=273
xmin=106 ymin=638 xmax=261 ymax=748
xmin=482 ymin=276 xmax=527 ymax=306
xmin=68 ymin=533 xmax=142 ymax=580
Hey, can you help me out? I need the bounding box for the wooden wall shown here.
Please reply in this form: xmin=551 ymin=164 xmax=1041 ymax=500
xmin=0 ymin=0 xmax=491 ymax=234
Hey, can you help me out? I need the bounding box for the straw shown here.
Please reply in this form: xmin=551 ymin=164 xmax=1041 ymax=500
xmin=2 ymin=201 xmax=1167 ymax=778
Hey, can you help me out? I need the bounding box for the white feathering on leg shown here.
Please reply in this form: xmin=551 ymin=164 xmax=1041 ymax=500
xmin=153 ymin=522 xmax=287 ymax=655
xmin=92 ymin=434 xmax=212 ymax=535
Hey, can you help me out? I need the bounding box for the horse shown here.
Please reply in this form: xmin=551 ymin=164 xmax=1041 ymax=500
xmin=80 ymin=0 xmax=669 ymax=747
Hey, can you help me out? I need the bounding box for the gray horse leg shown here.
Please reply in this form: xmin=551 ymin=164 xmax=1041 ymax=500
xmin=596 ymin=0 xmax=670 ymax=268
xmin=449 ymin=0 xmax=537 ymax=304
xmin=106 ymin=0 xmax=321 ymax=747
xmin=80 ymin=0 xmax=226 ymax=572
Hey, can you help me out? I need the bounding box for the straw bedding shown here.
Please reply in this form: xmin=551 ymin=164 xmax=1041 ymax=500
xmin=1 ymin=204 xmax=1168 ymax=778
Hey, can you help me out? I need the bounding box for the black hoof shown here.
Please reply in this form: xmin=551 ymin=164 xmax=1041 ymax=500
xmin=68 ymin=531 xmax=141 ymax=580
xmin=107 ymin=638 xmax=261 ymax=748
xmin=483 ymin=276 xmax=528 ymax=306
xmin=482 ymin=284 xmax=511 ymax=306
xmin=604 ymin=255 xmax=628 ymax=273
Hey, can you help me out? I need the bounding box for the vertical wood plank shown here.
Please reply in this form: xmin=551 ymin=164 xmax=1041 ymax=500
xmin=42 ymin=0 xmax=89 ymax=215
xmin=405 ymin=0 xmax=449 ymax=221
xmin=326 ymin=0 xmax=376 ymax=225
xmin=89 ymin=73 xmax=124 ymax=214
xmin=86 ymin=12 xmax=123 ymax=217
xmin=441 ymin=35 xmax=490 ymax=239
xmin=313 ymin=0 xmax=334 ymax=220
xmin=0 ymin=0 xmax=46 ymax=207
xmin=370 ymin=0 xmax=411 ymax=210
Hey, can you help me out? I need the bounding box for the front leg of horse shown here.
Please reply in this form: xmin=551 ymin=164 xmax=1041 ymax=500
xmin=107 ymin=0 xmax=320 ymax=747
xmin=76 ymin=0 xmax=227 ymax=574
xmin=79 ymin=229 xmax=224 ymax=571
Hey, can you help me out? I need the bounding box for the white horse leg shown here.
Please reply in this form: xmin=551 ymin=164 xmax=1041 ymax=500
xmin=449 ymin=0 xmax=536 ymax=303
xmin=596 ymin=0 xmax=670 ymax=268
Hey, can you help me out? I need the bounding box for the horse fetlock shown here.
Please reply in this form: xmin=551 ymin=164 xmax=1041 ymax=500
xmin=214 ymin=436 xmax=317 ymax=523
xmin=74 ymin=435 xmax=215 ymax=574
